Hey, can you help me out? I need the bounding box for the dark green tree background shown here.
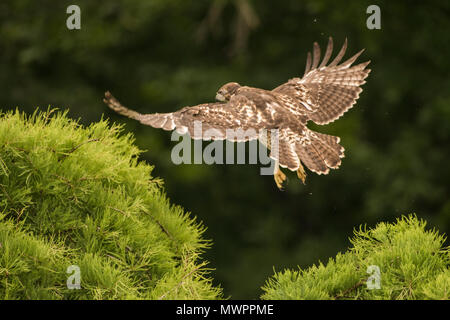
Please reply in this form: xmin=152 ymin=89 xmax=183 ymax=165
xmin=1 ymin=0 xmax=449 ymax=298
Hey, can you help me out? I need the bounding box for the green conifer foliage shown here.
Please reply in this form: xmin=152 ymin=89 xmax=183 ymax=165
xmin=0 ymin=109 xmax=222 ymax=299
xmin=262 ymin=215 xmax=450 ymax=300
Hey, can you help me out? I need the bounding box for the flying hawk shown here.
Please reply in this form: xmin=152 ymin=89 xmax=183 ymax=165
xmin=104 ymin=37 xmax=370 ymax=190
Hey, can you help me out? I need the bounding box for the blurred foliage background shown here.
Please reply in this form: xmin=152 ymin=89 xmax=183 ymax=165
xmin=1 ymin=0 xmax=449 ymax=299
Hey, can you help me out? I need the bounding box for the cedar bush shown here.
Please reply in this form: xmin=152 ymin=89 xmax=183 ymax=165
xmin=2 ymin=109 xmax=449 ymax=301
xmin=0 ymin=109 xmax=222 ymax=299
xmin=261 ymin=215 xmax=450 ymax=300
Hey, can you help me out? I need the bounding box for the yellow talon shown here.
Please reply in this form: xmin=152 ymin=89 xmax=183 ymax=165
xmin=297 ymin=164 xmax=307 ymax=184
xmin=274 ymin=168 xmax=287 ymax=190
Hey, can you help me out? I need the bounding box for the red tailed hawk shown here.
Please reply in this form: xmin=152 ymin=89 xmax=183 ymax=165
xmin=104 ymin=37 xmax=370 ymax=190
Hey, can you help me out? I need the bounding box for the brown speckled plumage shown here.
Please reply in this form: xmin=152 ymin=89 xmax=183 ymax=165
xmin=104 ymin=37 xmax=370 ymax=188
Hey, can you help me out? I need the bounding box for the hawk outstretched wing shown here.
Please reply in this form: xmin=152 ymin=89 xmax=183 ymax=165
xmin=104 ymin=91 xmax=274 ymax=142
xmin=273 ymin=37 xmax=371 ymax=124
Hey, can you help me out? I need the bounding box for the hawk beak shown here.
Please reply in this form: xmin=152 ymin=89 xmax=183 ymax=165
xmin=216 ymin=93 xmax=226 ymax=102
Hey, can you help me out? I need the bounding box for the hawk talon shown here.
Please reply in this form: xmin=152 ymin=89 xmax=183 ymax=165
xmin=274 ymin=168 xmax=287 ymax=190
xmin=297 ymin=164 xmax=307 ymax=184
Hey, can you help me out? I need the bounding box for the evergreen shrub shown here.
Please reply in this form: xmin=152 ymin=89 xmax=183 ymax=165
xmin=262 ymin=215 xmax=450 ymax=300
xmin=0 ymin=109 xmax=221 ymax=299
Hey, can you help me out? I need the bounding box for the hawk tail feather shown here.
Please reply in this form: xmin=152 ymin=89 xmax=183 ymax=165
xmin=295 ymin=129 xmax=344 ymax=175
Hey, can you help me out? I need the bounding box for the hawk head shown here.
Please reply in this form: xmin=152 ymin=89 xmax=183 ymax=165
xmin=216 ymin=82 xmax=241 ymax=102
